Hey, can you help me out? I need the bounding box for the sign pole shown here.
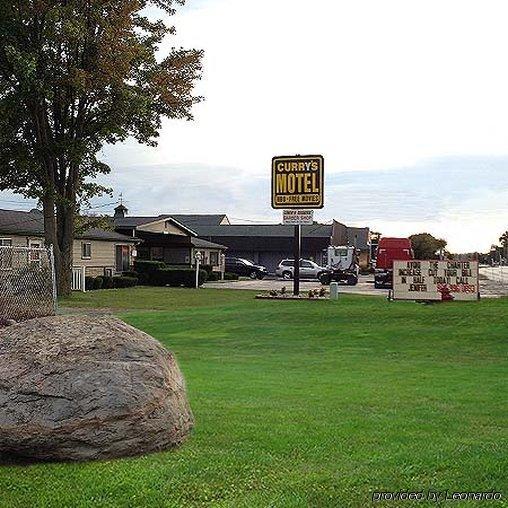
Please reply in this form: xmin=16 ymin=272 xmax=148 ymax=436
xmin=293 ymin=224 xmax=301 ymax=296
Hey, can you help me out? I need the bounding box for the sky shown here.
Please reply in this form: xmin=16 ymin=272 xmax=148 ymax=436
xmin=2 ymin=0 xmax=508 ymax=252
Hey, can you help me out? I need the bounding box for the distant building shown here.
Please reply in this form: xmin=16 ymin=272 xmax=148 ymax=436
xmin=113 ymin=206 xmax=227 ymax=275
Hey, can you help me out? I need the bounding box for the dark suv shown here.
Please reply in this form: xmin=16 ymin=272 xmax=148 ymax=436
xmin=225 ymin=257 xmax=268 ymax=279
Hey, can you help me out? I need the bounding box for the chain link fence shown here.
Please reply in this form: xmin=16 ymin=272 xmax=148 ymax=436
xmin=0 ymin=245 xmax=57 ymax=322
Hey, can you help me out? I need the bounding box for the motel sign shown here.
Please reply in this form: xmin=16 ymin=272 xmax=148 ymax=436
xmin=271 ymin=155 xmax=324 ymax=209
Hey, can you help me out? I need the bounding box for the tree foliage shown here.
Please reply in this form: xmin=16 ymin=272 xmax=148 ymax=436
xmin=409 ymin=233 xmax=447 ymax=260
xmin=0 ymin=0 xmax=203 ymax=294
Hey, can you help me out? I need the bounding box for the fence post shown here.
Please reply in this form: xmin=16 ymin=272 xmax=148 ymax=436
xmin=49 ymin=244 xmax=58 ymax=313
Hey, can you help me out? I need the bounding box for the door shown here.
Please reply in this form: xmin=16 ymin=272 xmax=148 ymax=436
xmin=300 ymin=260 xmax=314 ymax=279
xmin=115 ymin=245 xmax=130 ymax=273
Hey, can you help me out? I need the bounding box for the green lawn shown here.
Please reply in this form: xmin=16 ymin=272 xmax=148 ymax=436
xmin=1 ymin=288 xmax=507 ymax=507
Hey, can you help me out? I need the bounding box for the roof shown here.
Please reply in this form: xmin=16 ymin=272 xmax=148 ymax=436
xmin=114 ymin=214 xmax=228 ymax=230
xmin=190 ymin=223 xmax=333 ymax=238
xmin=0 ymin=209 xmax=137 ymax=243
xmin=77 ymin=228 xmax=138 ymax=243
xmin=191 ymin=237 xmax=227 ymax=250
xmin=346 ymin=227 xmax=370 ymax=250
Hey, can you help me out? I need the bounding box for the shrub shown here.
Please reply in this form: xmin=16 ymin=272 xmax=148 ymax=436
xmin=102 ymin=276 xmax=114 ymax=289
xmin=85 ymin=276 xmax=95 ymax=291
xmin=224 ymin=272 xmax=239 ymax=281
xmin=200 ymin=264 xmax=213 ymax=275
xmin=207 ymin=271 xmax=221 ymax=282
xmin=149 ymin=268 xmax=207 ymax=288
xmin=134 ymin=260 xmax=166 ymax=273
xmin=93 ymin=276 xmax=104 ymax=290
xmin=123 ymin=271 xmax=139 ymax=279
xmin=112 ymin=276 xmax=138 ymax=288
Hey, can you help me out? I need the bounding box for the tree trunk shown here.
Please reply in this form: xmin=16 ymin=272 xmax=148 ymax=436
xmin=55 ymin=202 xmax=75 ymax=297
xmin=42 ymin=193 xmax=74 ymax=297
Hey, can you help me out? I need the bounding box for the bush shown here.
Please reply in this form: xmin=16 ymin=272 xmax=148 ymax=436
xmin=102 ymin=276 xmax=114 ymax=289
xmin=112 ymin=276 xmax=138 ymax=288
xmin=123 ymin=271 xmax=139 ymax=279
xmin=207 ymin=271 xmax=221 ymax=282
xmin=200 ymin=264 xmax=213 ymax=275
xmin=93 ymin=276 xmax=104 ymax=290
xmin=149 ymin=268 xmax=207 ymax=288
xmin=85 ymin=276 xmax=95 ymax=291
xmin=224 ymin=272 xmax=239 ymax=281
xmin=134 ymin=260 xmax=166 ymax=273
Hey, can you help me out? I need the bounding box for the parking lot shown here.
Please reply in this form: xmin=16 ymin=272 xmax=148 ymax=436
xmin=205 ymin=273 xmax=508 ymax=298
xmin=205 ymin=274 xmax=387 ymax=296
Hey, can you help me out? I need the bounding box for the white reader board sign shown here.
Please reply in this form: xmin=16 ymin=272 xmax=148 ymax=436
xmin=283 ymin=210 xmax=314 ymax=225
xmin=393 ymin=260 xmax=479 ymax=301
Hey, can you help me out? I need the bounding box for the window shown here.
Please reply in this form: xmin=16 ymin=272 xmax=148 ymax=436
xmin=81 ymin=242 xmax=92 ymax=259
xmin=301 ymin=261 xmax=312 ymax=268
xmin=0 ymin=238 xmax=12 ymax=247
xmin=29 ymin=241 xmax=41 ymax=264
xmin=209 ymin=251 xmax=219 ymax=266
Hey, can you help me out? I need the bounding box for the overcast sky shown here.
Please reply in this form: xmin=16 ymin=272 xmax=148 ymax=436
xmin=2 ymin=0 xmax=508 ymax=252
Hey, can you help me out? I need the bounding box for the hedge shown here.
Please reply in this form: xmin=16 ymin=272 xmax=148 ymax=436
xmin=84 ymin=275 xmax=138 ymax=290
xmin=149 ymin=268 xmax=207 ymax=288
xmin=134 ymin=260 xmax=166 ymax=273
xmin=224 ymin=272 xmax=239 ymax=280
xmin=207 ymin=271 xmax=221 ymax=282
xmin=112 ymin=276 xmax=138 ymax=288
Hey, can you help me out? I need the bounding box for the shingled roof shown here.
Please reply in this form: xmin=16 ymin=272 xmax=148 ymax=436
xmin=114 ymin=214 xmax=228 ymax=230
xmin=0 ymin=209 xmax=136 ymax=242
xmin=189 ymin=223 xmax=333 ymax=239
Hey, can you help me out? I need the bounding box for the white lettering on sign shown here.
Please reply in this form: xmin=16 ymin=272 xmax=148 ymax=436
xmin=393 ymin=260 xmax=479 ymax=301
xmin=283 ymin=210 xmax=314 ymax=225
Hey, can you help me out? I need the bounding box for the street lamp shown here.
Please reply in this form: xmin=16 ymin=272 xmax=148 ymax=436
xmin=194 ymin=251 xmax=202 ymax=289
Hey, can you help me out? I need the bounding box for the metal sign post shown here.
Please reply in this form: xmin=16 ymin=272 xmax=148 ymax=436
xmin=195 ymin=251 xmax=202 ymax=289
xmin=293 ymin=224 xmax=301 ymax=295
xmin=271 ymin=154 xmax=324 ymax=297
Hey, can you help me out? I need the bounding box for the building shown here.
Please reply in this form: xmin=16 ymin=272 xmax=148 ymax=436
xmin=113 ymin=206 xmax=227 ymax=274
xmin=154 ymin=215 xmax=371 ymax=273
xmin=189 ymin=223 xmax=333 ymax=272
xmin=0 ymin=208 xmax=138 ymax=278
xmin=113 ymin=206 xmax=371 ymax=274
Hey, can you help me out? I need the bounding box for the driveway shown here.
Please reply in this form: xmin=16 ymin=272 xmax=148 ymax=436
xmin=205 ymin=274 xmax=388 ymax=297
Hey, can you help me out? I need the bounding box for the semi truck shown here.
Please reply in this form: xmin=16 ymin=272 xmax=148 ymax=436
xmin=374 ymin=237 xmax=414 ymax=288
xmin=319 ymin=246 xmax=359 ymax=286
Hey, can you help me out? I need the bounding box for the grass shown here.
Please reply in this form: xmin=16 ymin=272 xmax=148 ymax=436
xmin=1 ymin=288 xmax=507 ymax=507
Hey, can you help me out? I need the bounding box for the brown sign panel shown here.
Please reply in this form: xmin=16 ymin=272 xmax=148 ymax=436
xmin=271 ymin=155 xmax=324 ymax=209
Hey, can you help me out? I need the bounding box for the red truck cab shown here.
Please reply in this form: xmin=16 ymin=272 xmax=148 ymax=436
xmin=374 ymin=237 xmax=414 ymax=288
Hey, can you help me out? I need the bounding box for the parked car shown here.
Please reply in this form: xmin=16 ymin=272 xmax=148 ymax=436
xmin=225 ymin=257 xmax=267 ymax=279
xmin=275 ymin=259 xmax=327 ymax=280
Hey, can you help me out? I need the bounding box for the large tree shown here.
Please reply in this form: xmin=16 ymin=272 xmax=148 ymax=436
xmin=0 ymin=0 xmax=202 ymax=294
xmin=409 ymin=233 xmax=447 ymax=260
xmin=500 ymin=231 xmax=508 ymax=258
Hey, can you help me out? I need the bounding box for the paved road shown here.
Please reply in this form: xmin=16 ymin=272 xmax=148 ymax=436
xmin=205 ymin=275 xmax=389 ymax=297
xmin=206 ymin=274 xmax=508 ymax=298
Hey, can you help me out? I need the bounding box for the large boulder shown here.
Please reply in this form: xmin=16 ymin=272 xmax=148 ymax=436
xmin=0 ymin=315 xmax=193 ymax=461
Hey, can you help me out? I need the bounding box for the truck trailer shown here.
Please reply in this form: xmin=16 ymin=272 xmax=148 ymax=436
xmin=374 ymin=237 xmax=414 ymax=288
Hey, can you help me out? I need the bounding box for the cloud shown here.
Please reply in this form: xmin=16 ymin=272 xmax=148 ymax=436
xmin=93 ymin=155 xmax=508 ymax=253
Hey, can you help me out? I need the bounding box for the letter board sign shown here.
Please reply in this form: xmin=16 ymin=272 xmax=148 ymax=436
xmin=393 ymin=260 xmax=479 ymax=301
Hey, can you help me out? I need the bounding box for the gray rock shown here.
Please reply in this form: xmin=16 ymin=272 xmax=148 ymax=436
xmin=0 ymin=315 xmax=193 ymax=461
